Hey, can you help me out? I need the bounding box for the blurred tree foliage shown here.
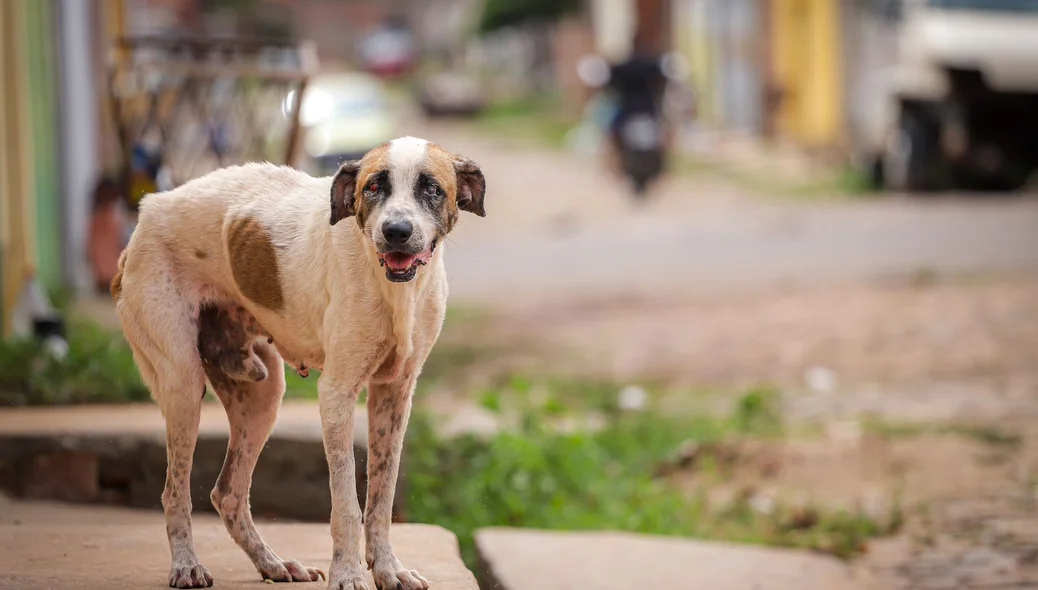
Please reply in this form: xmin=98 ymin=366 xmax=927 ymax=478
xmin=479 ymin=0 xmax=583 ymax=33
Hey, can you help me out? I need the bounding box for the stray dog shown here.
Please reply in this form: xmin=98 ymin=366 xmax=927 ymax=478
xmin=112 ymin=136 xmax=486 ymax=589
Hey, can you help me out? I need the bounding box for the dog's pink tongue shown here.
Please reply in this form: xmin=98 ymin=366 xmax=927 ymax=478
xmin=384 ymin=252 xmax=416 ymax=271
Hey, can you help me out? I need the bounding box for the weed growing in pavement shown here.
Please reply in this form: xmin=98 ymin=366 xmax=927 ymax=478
xmin=404 ymin=380 xmax=899 ymax=569
xmin=731 ymin=385 xmax=783 ymax=437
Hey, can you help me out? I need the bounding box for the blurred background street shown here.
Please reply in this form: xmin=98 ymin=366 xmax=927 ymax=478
xmin=3 ymin=1 xmax=1038 ymax=589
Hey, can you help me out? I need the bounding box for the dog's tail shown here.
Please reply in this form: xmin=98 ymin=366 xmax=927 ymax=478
xmin=110 ymin=249 xmax=128 ymax=301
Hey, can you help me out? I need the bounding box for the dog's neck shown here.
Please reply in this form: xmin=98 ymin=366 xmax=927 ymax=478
xmin=360 ymin=238 xmax=443 ymax=361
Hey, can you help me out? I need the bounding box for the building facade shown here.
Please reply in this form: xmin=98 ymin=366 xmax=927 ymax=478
xmin=669 ymin=0 xmax=849 ymax=152
xmin=0 ymin=0 xmax=65 ymax=336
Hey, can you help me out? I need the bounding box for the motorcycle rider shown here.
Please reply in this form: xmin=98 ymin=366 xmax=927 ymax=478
xmin=604 ymin=32 xmax=669 ymax=170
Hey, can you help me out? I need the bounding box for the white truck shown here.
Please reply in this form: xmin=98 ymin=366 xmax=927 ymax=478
xmin=859 ymin=0 xmax=1038 ymax=192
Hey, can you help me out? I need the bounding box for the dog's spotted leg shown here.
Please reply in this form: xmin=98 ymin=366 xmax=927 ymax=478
xmin=206 ymin=342 xmax=325 ymax=583
xmin=162 ymin=388 xmax=213 ymax=588
xmin=319 ymin=364 xmax=369 ymax=590
xmin=365 ymin=376 xmax=429 ymax=590
xmin=116 ymin=273 xmax=213 ymax=588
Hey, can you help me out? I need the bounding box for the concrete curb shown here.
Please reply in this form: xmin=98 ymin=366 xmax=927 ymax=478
xmin=0 ymin=402 xmax=387 ymax=522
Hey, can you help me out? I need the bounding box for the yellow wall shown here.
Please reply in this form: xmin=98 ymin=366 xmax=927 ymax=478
xmin=672 ymin=0 xmax=718 ymax=125
xmin=100 ymin=0 xmax=127 ymax=172
xmin=770 ymin=0 xmax=843 ymax=147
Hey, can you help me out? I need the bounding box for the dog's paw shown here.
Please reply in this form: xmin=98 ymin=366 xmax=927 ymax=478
xmin=327 ymin=566 xmax=371 ymax=590
xmin=168 ymin=563 xmax=213 ymax=588
xmin=260 ymin=559 xmax=326 ymax=583
xmin=370 ymin=557 xmax=429 ymax=590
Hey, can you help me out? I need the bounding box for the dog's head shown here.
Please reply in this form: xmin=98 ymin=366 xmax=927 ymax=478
xmin=329 ymin=136 xmax=486 ymax=283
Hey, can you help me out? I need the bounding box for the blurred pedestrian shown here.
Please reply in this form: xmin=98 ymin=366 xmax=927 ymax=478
xmin=87 ymin=175 xmax=128 ymax=295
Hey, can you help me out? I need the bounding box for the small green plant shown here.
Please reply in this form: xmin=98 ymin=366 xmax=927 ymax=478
xmin=731 ymin=386 xmax=783 ymax=437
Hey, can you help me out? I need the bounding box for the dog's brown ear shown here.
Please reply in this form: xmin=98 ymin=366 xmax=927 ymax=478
xmin=454 ymin=156 xmax=486 ymax=217
xmin=330 ymin=160 xmax=362 ymax=225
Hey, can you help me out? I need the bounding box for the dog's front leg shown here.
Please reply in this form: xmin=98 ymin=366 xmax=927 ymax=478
xmin=365 ymin=375 xmax=429 ymax=590
xmin=319 ymin=370 xmax=370 ymax=590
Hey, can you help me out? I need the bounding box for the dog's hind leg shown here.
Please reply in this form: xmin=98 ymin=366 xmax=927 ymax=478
xmin=161 ymin=384 xmax=212 ymax=589
xmin=118 ymin=287 xmax=212 ymax=588
xmin=206 ymin=340 xmax=325 ymax=583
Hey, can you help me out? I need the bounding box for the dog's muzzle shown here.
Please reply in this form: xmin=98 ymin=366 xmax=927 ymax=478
xmin=377 ymin=238 xmax=437 ymax=283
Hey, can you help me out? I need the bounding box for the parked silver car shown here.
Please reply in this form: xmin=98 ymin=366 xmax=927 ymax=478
xmin=290 ymin=72 xmax=397 ymax=176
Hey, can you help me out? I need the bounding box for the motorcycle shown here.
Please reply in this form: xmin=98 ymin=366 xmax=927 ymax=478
xmin=616 ymin=112 xmax=665 ymax=197
xmin=576 ymin=52 xmax=688 ymax=199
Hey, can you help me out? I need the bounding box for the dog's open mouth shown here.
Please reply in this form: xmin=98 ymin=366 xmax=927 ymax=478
xmin=378 ymin=240 xmax=437 ymax=283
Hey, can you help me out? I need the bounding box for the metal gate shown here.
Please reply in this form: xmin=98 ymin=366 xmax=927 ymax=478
xmin=107 ymin=35 xmax=318 ymax=209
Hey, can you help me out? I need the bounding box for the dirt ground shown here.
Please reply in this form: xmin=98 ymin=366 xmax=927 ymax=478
xmin=440 ymin=272 xmax=1038 ymax=590
xmin=481 ymin=273 xmax=1038 ymax=389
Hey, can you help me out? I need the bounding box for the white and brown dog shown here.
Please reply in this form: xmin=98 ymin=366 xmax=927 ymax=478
xmin=111 ymin=136 xmax=486 ymax=590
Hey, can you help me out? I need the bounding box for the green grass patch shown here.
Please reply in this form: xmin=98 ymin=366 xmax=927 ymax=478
xmin=466 ymin=94 xmax=574 ymax=148
xmin=673 ymin=155 xmax=878 ymax=200
xmin=730 ymin=385 xmax=783 ymax=437
xmin=0 ymin=315 xmax=325 ymax=405
xmin=0 ymin=307 xmax=494 ymax=404
xmin=865 ymin=418 xmax=1022 ymax=448
xmin=284 ymin=369 xmax=320 ymax=399
xmin=404 ymin=381 xmax=897 ymax=569
xmin=0 ymin=319 xmax=149 ymax=406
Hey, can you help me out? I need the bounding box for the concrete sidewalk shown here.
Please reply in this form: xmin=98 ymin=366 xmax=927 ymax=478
xmin=475 ymin=528 xmax=876 ymax=590
xmin=0 ymin=495 xmax=478 ymax=590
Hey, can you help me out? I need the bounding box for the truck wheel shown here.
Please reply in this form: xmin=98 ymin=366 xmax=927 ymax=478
xmin=884 ymin=109 xmax=945 ymax=192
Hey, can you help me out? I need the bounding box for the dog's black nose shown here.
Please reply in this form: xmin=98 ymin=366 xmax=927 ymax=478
xmin=382 ymin=220 xmax=413 ymax=247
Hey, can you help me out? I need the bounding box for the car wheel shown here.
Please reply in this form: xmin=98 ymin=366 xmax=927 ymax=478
xmin=884 ymin=108 xmax=945 ymax=193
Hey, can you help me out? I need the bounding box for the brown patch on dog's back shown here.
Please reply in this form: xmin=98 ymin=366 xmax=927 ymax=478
xmin=194 ymin=249 xmax=208 ymax=260
xmin=227 ymin=216 xmax=284 ymax=310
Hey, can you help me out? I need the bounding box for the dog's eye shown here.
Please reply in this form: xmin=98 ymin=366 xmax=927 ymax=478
xmin=423 ymin=183 xmax=440 ymax=198
xmin=366 ymin=181 xmax=380 ymax=193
